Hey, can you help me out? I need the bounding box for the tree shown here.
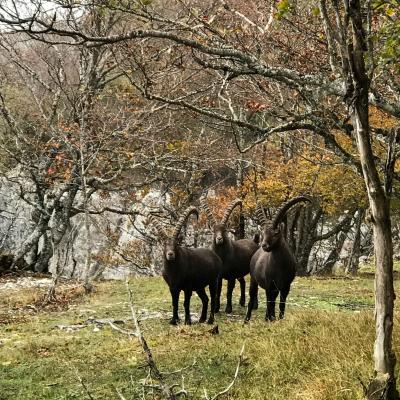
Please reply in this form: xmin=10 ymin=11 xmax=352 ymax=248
xmin=319 ymin=1 xmax=398 ymax=396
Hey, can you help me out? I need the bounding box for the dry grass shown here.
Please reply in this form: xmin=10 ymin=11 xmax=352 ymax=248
xmin=0 ymin=280 xmax=86 ymax=329
xmin=0 ymin=273 xmax=399 ymax=399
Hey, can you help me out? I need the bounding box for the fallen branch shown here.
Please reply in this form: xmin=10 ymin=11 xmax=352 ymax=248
xmin=56 ymin=318 xmax=127 ymax=332
xmin=108 ymin=321 xmax=138 ymax=337
xmin=56 ymin=324 xmax=86 ymax=332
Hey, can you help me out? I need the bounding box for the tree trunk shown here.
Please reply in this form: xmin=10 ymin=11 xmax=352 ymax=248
xmin=366 ymin=210 xmax=397 ymax=399
xmin=345 ymin=209 xmax=364 ymax=275
xmin=318 ymin=217 xmax=352 ymax=275
xmin=347 ymin=1 xmax=398 ymax=396
xmin=35 ymin=232 xmax=52 ymax=274
xmin=235 ymin=152 xmax=246 ymax=240
xmin=79 ymin=125 xmax=93 ymax=294
xmin=294 ymin=206 xmax=321 ymax=276
xmin=236 ymin=213 xmax=245 ymax=240
xmin=12 ymin=214 xmax=50 ymax=267
xmin=293 ymin=206 xmax=308 ymax=275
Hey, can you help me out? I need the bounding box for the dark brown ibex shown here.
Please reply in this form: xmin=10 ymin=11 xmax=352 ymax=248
xmin=202 ymin=197 xmax=259 ymax=314
xmin=245 ymin=196 xmax=312 ymax=322
xmin=149 ymin=206 xmax=222 ymax=325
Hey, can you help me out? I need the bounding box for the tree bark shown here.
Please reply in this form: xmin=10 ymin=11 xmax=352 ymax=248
xmin=345 ymin=209 xmax=364 ymax=275
xmin=35 ymin=232 xmax=52 ymax=274
xmin=318 ymin=217 xmax=353 ymax=276
xmin=12 ymin=214 xmax=50 ymax=267
xmin=294 ymin=206 xmax=321 ymax=276
xmin=346 ymin=1 xmax=398 ymax=397
xmin=288 ymin=205 xmax=355 ymax=276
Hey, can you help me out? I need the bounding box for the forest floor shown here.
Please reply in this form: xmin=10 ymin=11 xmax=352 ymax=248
xmin=1 ymin=265 xmax=400 ymax=400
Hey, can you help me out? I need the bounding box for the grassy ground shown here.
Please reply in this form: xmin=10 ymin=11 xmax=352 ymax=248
xmin=0 ymin=271 xmax=399 ymax=400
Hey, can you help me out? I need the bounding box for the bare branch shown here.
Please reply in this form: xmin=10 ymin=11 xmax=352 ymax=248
xmin=126 ymin=281 xmax=180 ymax=400
xmin=203 ymin=343 xmax=245 ymax=400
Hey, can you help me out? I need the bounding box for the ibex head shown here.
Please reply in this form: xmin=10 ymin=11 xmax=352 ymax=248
xmin=201 ymin=196 xmax=242 ymax=247
xmin=148 ymin=206 xmax=199 ymax=261
xmin=256 ymin=196 xmax=312 ymax=252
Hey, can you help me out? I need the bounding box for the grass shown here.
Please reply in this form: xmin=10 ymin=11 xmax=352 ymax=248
xmin=0 ymin=272 xmax=400 ymax=399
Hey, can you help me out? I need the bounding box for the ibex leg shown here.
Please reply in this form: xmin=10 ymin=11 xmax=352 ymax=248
xmin=266 ymin=287 xmax=279 ymax=322
xmin=215 ymin=276 xmax=222 ymax=313
xmin=183 ymin=289 xmax=193 ymax=325
xmin=170 ymin=288 xmax=180 ymax=325
xmin=208 ymin=279 xmax=218 ymax=324
xmin=253 ymin=292 xmax=259 ymax=310
xmin=238 ymin=277 xmax=246 ymax=306
xmin=225 ymin=279 xmax=236 ymax=314
xmin=196 ymin=287 xmax=209 ymax=323
xmin=245 ymin=278 xmax=258 ymax=322
xmin=279 ymin=286 xmax=290 ymax=319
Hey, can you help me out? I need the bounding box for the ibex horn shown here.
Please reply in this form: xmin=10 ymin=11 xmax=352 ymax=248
xmin=272 ymin=195 xmax=312 ymax=229
xmin=200 ymin=195 xmax=217 ymax=227
xmin=221 ymin=199 xmax=242 ymax=227
xmin=172 ymin=206 xmax=199 ymax=243
xmin=255 ymin=202 xmax=268 ymax=226
xmin=148 ymin=214 xmax=168 ymax=240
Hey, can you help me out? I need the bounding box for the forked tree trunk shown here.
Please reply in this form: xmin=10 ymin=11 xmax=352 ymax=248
xmin=294 ymin=206 xmax=316 ymax=276
xmin=319 ymin=217 xmax=352 ymax=275
xmin=347 ymin=1 xmax=398 ymax=397
xmin=345 ymin=209 xmax=364 ymax=275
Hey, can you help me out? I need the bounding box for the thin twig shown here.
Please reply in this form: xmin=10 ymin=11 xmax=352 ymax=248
xmin=115 ymin=387 xmax=128 ymax=400
xmin=203 ymin=343 xmax=245 ymax=400
xmin=160 ymin=359 xmax=197 ymax=376
xmin=126 ymin=280 xmax=178 ymax=400
xmin=74 ymin=370 xmax=95 ymax=400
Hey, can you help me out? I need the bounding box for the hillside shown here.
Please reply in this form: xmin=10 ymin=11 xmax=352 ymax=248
xmin=1 ymin=271 xmax=399 ymax=400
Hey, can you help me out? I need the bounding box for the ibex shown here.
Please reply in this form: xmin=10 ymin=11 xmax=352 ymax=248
xmin=245 ymin=196 xmax=311 ymax=322
xmin=202 ymin=197 xmax=259 ymax=314
xmin=149 ymin=206 xmax=222 ymax=325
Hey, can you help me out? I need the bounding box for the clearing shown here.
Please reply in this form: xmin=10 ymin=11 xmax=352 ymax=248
xmin=0 ymin=269 xmax=399 ymax=400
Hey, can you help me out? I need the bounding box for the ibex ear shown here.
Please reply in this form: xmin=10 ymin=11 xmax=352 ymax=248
xmin=176 ymin=234 xmax=184 ymax=245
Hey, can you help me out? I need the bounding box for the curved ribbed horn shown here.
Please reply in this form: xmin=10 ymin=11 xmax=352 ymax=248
xmin=272 ymin=195 xmax=312 ymax=229
xmin=200 ymin=195 xmax=217 ymax=227
xmin=172 ymin=206 xmax=199 ymax=243
xmin=148 ymin=214 xmax=168 ymax=240
xmin=255 ymin=202 xmax=268 ymax=226
xmin=221 ymin=199 xmax=242 ymax=227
